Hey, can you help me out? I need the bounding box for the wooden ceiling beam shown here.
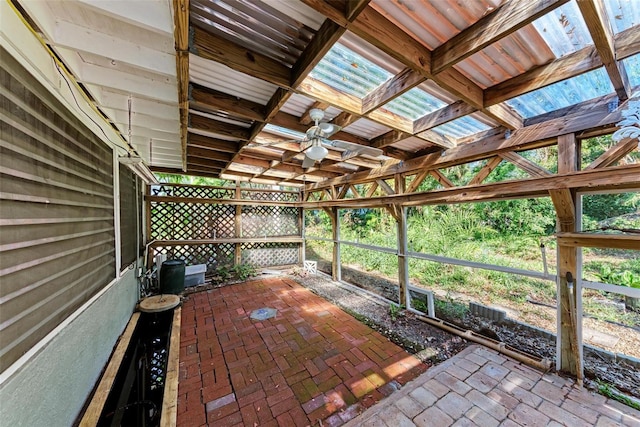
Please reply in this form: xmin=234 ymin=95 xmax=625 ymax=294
xmin=371 ymin=130 xmax=412 ymax=149
xmin=187 ymin=146 xmax=233 ymax=162
xmin=189 ymin=114 xmax=251 ymax=140
xmin=431 ymin=0 xmax=570 ymax=74
xmin=349 ymin=6 xmax=523 ymax=129
xmin=485 ymin=45 xmax=601 ymax=106
xmin=415 ymin=130 xmax=456 ymax=149
xmin=300 ymin=101 xmax=331 ymax=125
xmin=577 ymin=0 xmax=630 ymax=100
xmin=330 ymin=111 xmax=359 ymax=128
xmin=303 ymin=164 xmax=640 ymax=209
xmin=173 ymin=0 xmax=189 ymax=170
xmin=291 ymin=19 xmax=345 ymax=88
xmin=190 ymin=84 xmax=266 ymax=122
xmin=188 ymin=134 xmax=239 ymax=153
xmin=191 ymin=26 xmax=291 ymax=88
xmin=186 ymin=156 xmax=228 ymax=168
xmin=361 ymin=67 xmax=427 ymax=114
xmin=306 ymin=97 xmax=626 ymax=191
xmin=486 ymin=26 xmax=640 ymax=106
xmin=413 ymin=101 xmax=476 ymax=134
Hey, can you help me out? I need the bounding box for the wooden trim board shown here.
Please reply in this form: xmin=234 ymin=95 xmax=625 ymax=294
xmin=160 ymin=306 xmax=181 ymax=427
xmin=79 ymin=312 xmax=141 ymax=426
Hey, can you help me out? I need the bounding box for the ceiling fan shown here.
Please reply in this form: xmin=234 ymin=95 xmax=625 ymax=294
xmin=251 ymin=108 xmax=384 ymax=168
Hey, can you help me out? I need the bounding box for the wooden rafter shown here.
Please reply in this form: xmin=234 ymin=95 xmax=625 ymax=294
xmin=190 ymin=84 xmax=266 ymax=122
xmin=577 ymin=0 xmax=630 ymax=100
xmin=431 ymin=0 xmax=570 ymax=74
xmin=189 ymin=115 xmax=251 ymax=140
xmin=305 ymin=96 xmax=626 ymax=191
xmin=173 ymin=0 xmax=189 ymax=170
xmin=413 ymin=101 xmax=476 ymax=134
xmin=361 ymin=67 xmax=426 ymax=114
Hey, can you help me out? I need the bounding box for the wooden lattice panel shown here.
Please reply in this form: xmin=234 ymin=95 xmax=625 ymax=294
xmin=153 ymin=243 xmax=235 ymax=270
xmin=241 ymin=206 xmax=299 ymax=237
xmin=151 ymin=184 xmax=235 ymax=199
xmin=150 ymin=202 xmax=235 ymax=240
xmin=241 ymin=190 xmax=298 ymax=202
xmin=241 ymin=242 xmax=299 ymax=266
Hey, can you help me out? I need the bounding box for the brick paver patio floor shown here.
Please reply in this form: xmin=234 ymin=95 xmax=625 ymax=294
xmin=345 ymin=345 xmax=640 ymax=427
xmin=177 ymin=277 xmax=427 ymax=426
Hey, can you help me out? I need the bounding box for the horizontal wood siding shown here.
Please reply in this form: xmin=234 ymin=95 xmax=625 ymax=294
xmin=0 ymin=48 xmax=116 ymax=372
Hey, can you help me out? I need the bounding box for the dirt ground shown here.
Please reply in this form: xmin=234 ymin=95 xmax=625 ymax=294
xmin=290 ymin=263 xmax=640 ymax=401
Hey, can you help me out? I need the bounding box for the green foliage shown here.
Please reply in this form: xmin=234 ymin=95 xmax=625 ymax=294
xmin=597 ymin=380 xmax=640 ymax=410
xmin=232 ymin=263 xmax=257 ymax=281
xmin=597 ymin=266 xmax=640 ymax=288
xmin=389 ymin=303 xmax=404 ymax=321
xmin=583 ymin=193 xmax=640 ymax=223
xmin=434 ymin=297 xmax=469 ymax=321
xmin=411 ymin=298 xmax=427 ymax=313
xmin=155 ymin=173 xmax=230 ymax=186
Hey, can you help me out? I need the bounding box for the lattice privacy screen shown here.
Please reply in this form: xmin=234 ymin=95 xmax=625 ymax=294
xmin=148 ymin=184 xmax=301 ymax=269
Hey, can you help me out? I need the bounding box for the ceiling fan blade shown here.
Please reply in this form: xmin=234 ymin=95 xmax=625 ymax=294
xmin=341 ymin=150 xmax=359 ymax=161
xmin=302 ymin=155 xmax=315 ymax=168
xmin=246 ymin=138 xmax=302 ymax=148
xmin=325 ymin=139 xmax=383 ymax=157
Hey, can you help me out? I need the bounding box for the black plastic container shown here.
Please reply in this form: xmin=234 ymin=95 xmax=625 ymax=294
xmin=159 ymin=259 xmax=185 ymax=294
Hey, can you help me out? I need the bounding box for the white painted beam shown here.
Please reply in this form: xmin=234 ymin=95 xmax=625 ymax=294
xmin=95 ymin=89 xmax=178 ymax=120
xmin=51 ymin=20 xmax=175 ymax=76
xmin=75 ymin=0 xmax=174 ymax=35
xmin=109 ymin=110 xmax=180 ymax=133
xmin=74 ymin=63 xmax=177 ymax=103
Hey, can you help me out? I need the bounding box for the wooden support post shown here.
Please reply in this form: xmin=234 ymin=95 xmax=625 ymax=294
xmin=234 ymin=183 xmax=242 ymax=265
xmin=397 ymin=205 xmax=409 ymax=307
xmin=550 ymin=133 xmax=583 ymax=381
xmin=299 ymin=195 xmax=305 ymax=264
xmin=329 ymin=207 xmax=341 ymax=281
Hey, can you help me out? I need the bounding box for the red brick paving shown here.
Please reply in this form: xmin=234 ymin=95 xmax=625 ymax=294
xmin=176 ymin=277 xmax=427 ymax=426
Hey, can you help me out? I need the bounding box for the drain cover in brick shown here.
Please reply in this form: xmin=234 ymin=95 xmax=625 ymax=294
xmin=250 ymin=307 xmax=277 ymax=320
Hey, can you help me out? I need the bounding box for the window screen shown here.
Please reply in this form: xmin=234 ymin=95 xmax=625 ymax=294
xmin=119 ymin=165 xmax=141 ymax=268
xmin=0 ymin=48 xmax=116 ymax=372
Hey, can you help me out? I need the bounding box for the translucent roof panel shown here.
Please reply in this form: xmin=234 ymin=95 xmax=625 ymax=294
xmin=309 ymin=43 xmax=394 ymax=98
xmin=532 ymin=0 xmax=592 ymax=57
xmin=506 ymin=68 xmax=615 ymax=118
xmin=603 ymin=0 xmax=640 ymax=34
xmin=624 ymin=54 xmax=640 ymax=87
xmin=432 ymin=116 xmax=491 ymax=139
xmin=383 ymin=87 xmax=448 ymax=120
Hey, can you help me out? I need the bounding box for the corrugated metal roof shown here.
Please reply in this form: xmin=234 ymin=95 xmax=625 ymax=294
xmin=191 ymin=0 xmax=314 ymax=67
xmin=190 ymin=54 xmax=277 ymax=104
xmin=454 ymin=25 xmax=555 ymax=88
xmin=532 ymin=0 xmax=592 ymax=57
xmin=262 ymin=0 xmax=325 ymax=30
xmin=418 ymin=80 xmax=459 ymax=104
xmin=309 ymin=41 xmax=395 ymax=98
xmin=343 ymin=118 xmax=391 ymax=139
xmin=604 ymin=0 xmax=640 ymax=34
xmin=382 ymin=87 xmax=448 ymax=120
xmin=390 ymin=136 xmax=435 ymax=152
xmin=506 ymin=67 xmax=615 ymax=118
xmin=370 ymin=0 xmax=504 ymax=49
xmin=624 ymin=54 xmax=640 ymax=87
xmin=280 ymin=93 xmax=341 ymax=120
xmin=433 ymin=115 xmax=491 ymax=139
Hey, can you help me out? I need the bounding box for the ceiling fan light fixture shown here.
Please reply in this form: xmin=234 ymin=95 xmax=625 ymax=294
xmin=306 ymin=141 xmax=328 ymax=161
xmin=309 ymin=108 xmax=324 ymax=123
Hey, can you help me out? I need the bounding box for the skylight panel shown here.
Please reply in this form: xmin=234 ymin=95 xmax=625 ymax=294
xmin=623 ymin=54 xmax=640 ymax=88
xmin=309 ymin=43 xmax=394 ymax=98
xmin=505 ymin=68 xmax=615 ymax=118
xmin=532 ymin=0 xmax=592 ymax=57
xmin=603 ymin=0 xmax=640 ymax=34
xmin=383 ymin=88 xmax=447 ymax=120
xmin=432 ymin=116 xmax=490 ymax=139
